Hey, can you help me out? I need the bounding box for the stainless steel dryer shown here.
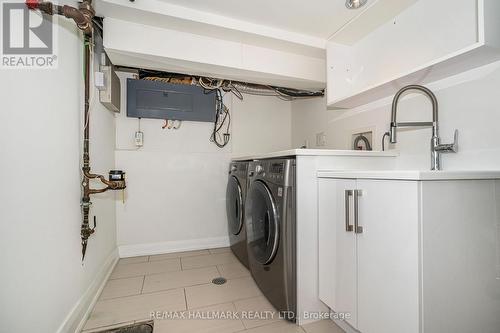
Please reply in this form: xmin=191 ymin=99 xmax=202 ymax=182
xmin=226 ymin=161 xmax=250 ymax=268
xmin=245 ymin=158 xmax=296 ymax=321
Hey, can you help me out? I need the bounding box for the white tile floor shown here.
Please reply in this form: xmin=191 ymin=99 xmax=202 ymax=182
xmin=82 ymin=248 xmax=344 ymax=333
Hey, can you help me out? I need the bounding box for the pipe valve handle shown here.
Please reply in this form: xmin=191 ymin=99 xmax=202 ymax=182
xmin=26 ymin=0 xmax=40 ymax=10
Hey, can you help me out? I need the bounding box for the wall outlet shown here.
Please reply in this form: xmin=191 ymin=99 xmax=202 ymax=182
xmin=134 ymin=131 xmax=144 ymax=147
xmin=316 ymin=132 xmax=327 ymax=147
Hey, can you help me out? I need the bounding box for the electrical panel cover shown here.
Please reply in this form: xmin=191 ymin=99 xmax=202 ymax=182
xmin=127 ymin=79 xmax=216 ymax=122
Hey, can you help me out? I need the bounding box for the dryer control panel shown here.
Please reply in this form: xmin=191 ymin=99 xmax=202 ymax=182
xmin=229 ymin=162 xmax=248 ymax=178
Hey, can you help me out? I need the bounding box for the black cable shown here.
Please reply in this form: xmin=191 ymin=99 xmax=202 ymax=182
xmin=272 ymin=86 xmax=325 ymax=97
xmin=138 ymin=69 xmax=187 ymax=80
xmin=92 ymin=17 xmax=103 ymax=37
xmin=210 ymin=89 xmax=231 ymax=148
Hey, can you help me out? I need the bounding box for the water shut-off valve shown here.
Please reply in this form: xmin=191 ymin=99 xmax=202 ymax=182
xmin=80 ymin=170 xmax=126 ymax=260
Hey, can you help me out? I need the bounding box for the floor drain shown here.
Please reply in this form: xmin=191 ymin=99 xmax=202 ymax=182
xmin=96 ymin=321 xmax=153 ymax=333
xmin=212 ymin=277 xmax=227 ymax=285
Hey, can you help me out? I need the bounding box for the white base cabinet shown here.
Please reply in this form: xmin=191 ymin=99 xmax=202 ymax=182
xmin=319 ymin=179 xmax=419 ymax=333
xmin=318 ymin=175 xmax=500 ymax=333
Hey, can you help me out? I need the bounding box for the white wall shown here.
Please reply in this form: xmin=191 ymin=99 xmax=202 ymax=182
xmin=231 ymin=94 xmax=293 ymax=155
xmin=115 ymin=75 xmax=292 ymax=255
xmin=292 ymin=61 xmax=500 ymax=171
xmin=0 ymin=19 xmax=117 ymax=333
xmin=291 ymin=96 xmax=335 ymax=149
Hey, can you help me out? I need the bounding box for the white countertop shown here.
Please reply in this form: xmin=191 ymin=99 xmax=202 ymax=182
xmin=317 ymin=170 xmax=500 ymax=180
xmin=232 ymin=149 xmax=399 ymax=161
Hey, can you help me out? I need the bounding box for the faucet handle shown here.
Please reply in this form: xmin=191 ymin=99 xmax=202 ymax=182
xmin=436 ymin=129 xmax=459 ymax=153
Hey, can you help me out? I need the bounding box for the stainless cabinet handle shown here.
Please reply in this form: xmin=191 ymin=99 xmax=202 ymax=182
xmin=354 ymin=190 xmax=363 ymax=234
xmin=344 ymin=190 xmax=353 ymax=232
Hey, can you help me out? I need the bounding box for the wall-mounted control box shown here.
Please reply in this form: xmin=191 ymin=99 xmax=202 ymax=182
xmin=93 ymin=32 xmax=120 ymax=113
xmin=99 ymin=62 xmax=121 ymax=113
xmin=126 ymin=79 xmax=216 ymax=122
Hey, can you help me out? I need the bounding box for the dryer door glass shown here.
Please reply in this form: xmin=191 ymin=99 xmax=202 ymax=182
xmin=226 ymin=176 xmax=243 ymax=235
xmin=246 ymin=180 xmax=279 ymax=265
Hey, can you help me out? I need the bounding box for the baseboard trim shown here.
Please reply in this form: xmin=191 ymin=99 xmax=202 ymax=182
xmin=56 ymin=248 xmax=119 ymax=333
xmin=333 ymin=318 xmax=359 ymax=333
xmin=118 ymin=236 xmax=231 ymax=258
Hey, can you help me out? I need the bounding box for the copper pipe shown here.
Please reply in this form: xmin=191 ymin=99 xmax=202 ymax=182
xmin=80 ymin=31 xmax=124 ymax=260
xmin=27 ymin=0 xmax=128 ymax=261
xmin=27 ymin=1 xmax=94 ymax=35
xmin=61 ymin=2 xmax=94 ymax=36
xmin=88 ymin=187 xmax=111 ymax=195
xmin=84 ymin=170 xmax=125 ymax=190
xmin=27 ymin=0 xmax=126 ymax=260
xmin=26 ymin=0 xmax=96 ymax=260
xmin=81 ymin=33 xmax=93 ymax=260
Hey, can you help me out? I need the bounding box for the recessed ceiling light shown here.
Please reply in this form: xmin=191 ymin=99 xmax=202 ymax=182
xmin=345 ymin=0 xmax=368 ymax=9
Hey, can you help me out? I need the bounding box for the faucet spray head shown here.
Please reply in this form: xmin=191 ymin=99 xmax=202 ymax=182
xmin=389 ymin=122 xmax=397 ymax=144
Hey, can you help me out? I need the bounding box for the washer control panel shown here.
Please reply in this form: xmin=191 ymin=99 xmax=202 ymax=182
xmin=249 ymin=159 xmax=294 ymax=186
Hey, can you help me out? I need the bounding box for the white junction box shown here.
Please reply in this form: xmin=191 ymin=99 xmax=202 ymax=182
xmin=99 ymin=54 xmax=121 ymax=113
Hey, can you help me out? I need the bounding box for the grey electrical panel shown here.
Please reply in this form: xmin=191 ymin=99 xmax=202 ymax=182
xmin=127 ymin=79 xmax=216 ymax=122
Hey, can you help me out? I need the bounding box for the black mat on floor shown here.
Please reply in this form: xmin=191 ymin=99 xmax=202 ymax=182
xmin=96 ymin=321 xmax=153 ymax=333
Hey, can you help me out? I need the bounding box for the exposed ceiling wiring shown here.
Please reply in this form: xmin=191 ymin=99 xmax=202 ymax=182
xmin=134 ymin=68 xmax=325 ymax=101
xmin=128 ymin=68 xmax=324 ymax=149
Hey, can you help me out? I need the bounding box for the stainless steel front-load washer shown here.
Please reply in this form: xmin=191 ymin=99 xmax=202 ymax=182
xmin=245 ymin=158 xmax=296 ymax=321
xmin=226 ymin=161 xmax=250 ymax=268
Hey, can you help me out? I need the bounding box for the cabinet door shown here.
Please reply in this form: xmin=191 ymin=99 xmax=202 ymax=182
xmin=356 ymin=180 xmax=419 ymax=333
xmin=318 ymin=178 xmax=357 ymax=328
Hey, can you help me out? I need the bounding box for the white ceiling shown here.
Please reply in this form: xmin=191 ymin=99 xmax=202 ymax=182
xmin=156 ymin=0 xmax=367 ymax=39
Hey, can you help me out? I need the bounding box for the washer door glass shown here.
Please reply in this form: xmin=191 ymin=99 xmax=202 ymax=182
xmin=226 ymin=176 xmax=243 ymax=235
xmin=246 ymin=180 xmax=279 ymax=265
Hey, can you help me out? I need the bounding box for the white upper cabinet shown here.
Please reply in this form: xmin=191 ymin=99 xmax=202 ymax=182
xmin=327 ymin=0 xmax=500 ymax=109
xmin=98 ymin=0 xmax=328 ymax=90
xmin=103 ymin=18 xmax=326 ymax=90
